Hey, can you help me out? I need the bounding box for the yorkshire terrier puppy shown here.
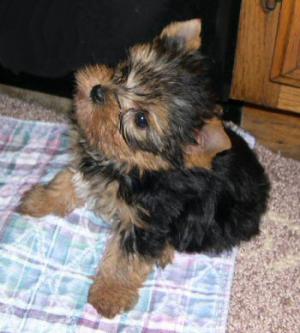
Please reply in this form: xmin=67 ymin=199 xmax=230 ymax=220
xmin=18 ymin=19 xmax=269 ymax=318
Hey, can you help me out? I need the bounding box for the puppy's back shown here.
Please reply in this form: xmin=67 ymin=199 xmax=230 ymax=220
xmin=170 ymin=128 xmax=270 ymax=253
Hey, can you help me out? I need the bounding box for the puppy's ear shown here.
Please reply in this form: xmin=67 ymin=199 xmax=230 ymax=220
xmin=185 ymin=118 xmax=232 ymax=169
xmin=160 ymin=19 xmax=202 ymax=52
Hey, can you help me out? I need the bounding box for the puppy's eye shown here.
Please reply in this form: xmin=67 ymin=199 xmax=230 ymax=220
xmin=134 ymin=111 xmax=148 ymax=129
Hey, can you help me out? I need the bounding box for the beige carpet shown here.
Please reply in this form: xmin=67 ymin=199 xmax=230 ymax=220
xmin=228 ymin=144 xmax=300 ymax=333
xmin=0 ymin=90 xmax=299 ymax=332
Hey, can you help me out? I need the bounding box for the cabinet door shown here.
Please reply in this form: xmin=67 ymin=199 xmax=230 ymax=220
xmin=271 ymin=0 xmax=300 ymax=88
xmin=231 ymin=0 xmax=300 ymax=113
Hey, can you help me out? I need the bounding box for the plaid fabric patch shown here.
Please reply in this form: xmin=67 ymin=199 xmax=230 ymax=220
xmin=0 ymin=116 xmax=236 ymax=333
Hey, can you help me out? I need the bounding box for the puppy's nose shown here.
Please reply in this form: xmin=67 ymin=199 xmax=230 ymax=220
xmin=90 ymin=85 xmax=106 ymax=104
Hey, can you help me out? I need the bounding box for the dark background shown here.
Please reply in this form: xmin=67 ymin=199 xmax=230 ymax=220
xmin=0 ymin=0 xmax=241 ymax=101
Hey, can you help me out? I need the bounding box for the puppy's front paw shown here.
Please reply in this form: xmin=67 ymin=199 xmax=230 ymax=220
xmin=88 ymin=280 xmax=139 ymax=318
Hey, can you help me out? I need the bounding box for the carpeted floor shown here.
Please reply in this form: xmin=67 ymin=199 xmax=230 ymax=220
xmin=228 ymin=144 xmax=300 ymax=333
xmin=0 ymin=90 xmax=299 ymax=332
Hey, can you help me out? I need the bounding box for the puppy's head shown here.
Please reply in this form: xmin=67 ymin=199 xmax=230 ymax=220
xmin=75 ymin=19 xmax=229 ymax=171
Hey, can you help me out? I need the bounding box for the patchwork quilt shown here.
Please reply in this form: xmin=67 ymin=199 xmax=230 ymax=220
xmin=0 ymin=116 xmax=236 ymax=333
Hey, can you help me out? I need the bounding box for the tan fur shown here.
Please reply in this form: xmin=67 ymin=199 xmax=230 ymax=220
xmin=130 ymin=43 xmax=156 ymax=64
xmin=117 ymin=200 xmax=148 ymax=229
xmin=18 ymin=169 xmax=81 ymax=217
xmin=71 ymin=168 xmax=120 ymax=221
xmin=184 ymin=118 xmax=232 ymax=169
xmin=185 ymin=152 xmax=214 ymax=169
xmin=128 ymin=44 xmax=170 ymax=93
xmin=75 ymin=65 xmax=172 ymax=172
xmin=72 ymin=170 xmax=147 ymax=228
xmin=160 ymin=19 xmax=202 ymax=51
xmin=149 ymin=103 xmax=170 ymax=138
xmin=88 ymin=235 xmax=154 ymax=318
xmin=158 ymin=245 xmax=175 ymax=268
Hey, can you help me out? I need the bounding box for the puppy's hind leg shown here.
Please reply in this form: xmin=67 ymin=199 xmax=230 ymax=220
xmin=18 ymin=168 xmax=81 ymax=217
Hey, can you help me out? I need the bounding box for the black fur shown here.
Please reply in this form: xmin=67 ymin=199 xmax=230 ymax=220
xmin=119 ymin=128 xmax=270 ymax=258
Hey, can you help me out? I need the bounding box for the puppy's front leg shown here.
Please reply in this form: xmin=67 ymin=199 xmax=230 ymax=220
xmin=18 ymin=168 xmax=80 ymax=217
xmin=88 ymin=235 xmax=154 ymax=318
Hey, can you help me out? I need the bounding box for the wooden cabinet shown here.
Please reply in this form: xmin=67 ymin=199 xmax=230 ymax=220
xmin=231 ymin=0 xmax=300 ymax=113
xmin=271 ymin=0 xmax=300 ymax=88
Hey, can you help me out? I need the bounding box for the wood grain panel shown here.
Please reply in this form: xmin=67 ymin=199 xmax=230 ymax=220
xmin=242 ymin=106 xmax=300 ymax=160
xmin=271 ymin=0 xmax=300 ymax=87
xmin=231 ymin=0 xmax=300 ymax=114
xmin=230 ymin=0 xmax=281 ymax=107
xmin=278 ymin=86 xmax=300 ymax=113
